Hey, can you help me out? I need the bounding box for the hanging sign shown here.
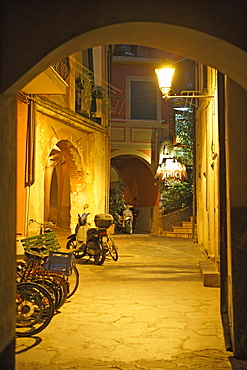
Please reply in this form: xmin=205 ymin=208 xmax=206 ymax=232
xmin=155 ymin=158 xmax=188 ymax=183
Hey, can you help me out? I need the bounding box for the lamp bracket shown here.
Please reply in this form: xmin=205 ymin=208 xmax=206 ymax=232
xmin=162 ymin=90 xmax=214 ymax=100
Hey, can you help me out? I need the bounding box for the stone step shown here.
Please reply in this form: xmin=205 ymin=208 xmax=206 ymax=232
xmin=172 ymin=226 xmax=196 ymax=233
xmin=190 ymin=216 xmax=197 ymax=222
xmin=182 ymin=221 xmax=197 ymax=228
xmin=199 ymin=260 xmax=220 ymax=287
xmin=162 ymin=231 xmax=196 ymax=238
xmin=162 ymin=218 xmax=197 ymax=239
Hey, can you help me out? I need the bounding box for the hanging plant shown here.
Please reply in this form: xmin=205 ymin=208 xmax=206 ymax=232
xmin=93 ymin=86 xmax=105 ymax=99
xmin=82 ymin=77 xmax=93 ymax=113
xmin=93 ymin=85 xmax=111 ymax=116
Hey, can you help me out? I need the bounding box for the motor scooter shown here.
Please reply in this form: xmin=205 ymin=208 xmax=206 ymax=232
xmin=130 ymin=205 xmax=139 ymax=232
xmin=117 ymin=198 xmax=139 ymax=234
xmin=66 ymin=204 xmax=106 ymax=265
xmin=117 ymin=205 xmax=134 ymax=234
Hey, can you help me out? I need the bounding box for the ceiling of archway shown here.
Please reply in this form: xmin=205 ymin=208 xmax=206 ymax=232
xmin=1 ymin=0 xmax=247 ymax=94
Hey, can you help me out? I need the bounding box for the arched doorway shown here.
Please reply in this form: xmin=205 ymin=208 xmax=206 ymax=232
xmin=111 ymin=155 xmax=159 ymax=233
xmin=44 ymin=148 xmax=71 ymax=229
xmin=44 ymin=140 xmax=86 ymax=230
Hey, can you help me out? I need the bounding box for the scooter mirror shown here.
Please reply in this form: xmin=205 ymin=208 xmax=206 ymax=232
xmin=84 ymin=204 xmax=89 ymax=209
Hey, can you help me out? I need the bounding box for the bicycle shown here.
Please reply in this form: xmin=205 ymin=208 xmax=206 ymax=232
xmin=97 ymin=228 xmax=118 ymax=261
xmin=16 ymin=249 xmax=79 ymax=336
xmin=20 ymin=224 xmax=80 ymax=299
xmin=28 ymin=219 xmax=54 ymax=235
xmin=17 ymin=252 xmax=69 ymax=311
xmin=93 ymin=214 xmax=118 ymax=261
xmin=16 ymin=281 xmax=54 ymax=337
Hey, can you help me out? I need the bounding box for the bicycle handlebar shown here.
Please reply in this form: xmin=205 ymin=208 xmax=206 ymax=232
xmin=29 ymin=219 xmax=54 ymax=227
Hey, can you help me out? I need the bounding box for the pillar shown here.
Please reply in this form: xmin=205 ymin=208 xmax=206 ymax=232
xmin=226 ymin=79 xmax=247 ymax=358
xmin=0 ymin=94 xmax=17 ymax=369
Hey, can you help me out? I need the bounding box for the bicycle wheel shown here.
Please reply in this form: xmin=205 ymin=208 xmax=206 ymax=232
xmin=16 ymin=282 xmax=54 ymax=337
xmin=30 ymin=272 xmax=68 ymax=310
xmin=27 ymin=270 xmax=67 ymax=310
xmin=107 ymin=236 xmax=118 ymax=261
xmin=49 ymin=274 xmax=69 ymax=309
xmin=32 ymin=278 xmax=60 ymax=311
xmin=93 ymin=240 xmax=106 ymax=265
xmin=67 ymin=264 xmax=79 ymax=299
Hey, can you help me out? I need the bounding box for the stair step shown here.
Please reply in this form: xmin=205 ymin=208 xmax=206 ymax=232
xmin=162 ymin=231 xmax=197 ymax=239
xmin=162 ymin=217 xmax=197 ymax=239
xmin=182 ymin=221 xmax=197 ymax=228
xmin=172 ymin=227 xmax=196 ymax=233
xmin=199 ymin=260 xmax=220 ymax=287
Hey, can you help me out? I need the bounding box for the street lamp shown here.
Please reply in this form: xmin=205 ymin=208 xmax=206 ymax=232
xmin=155 ymin=66 xmax=175 ymax=98
xmin=155 ymin=65 xmax=213 ymax=101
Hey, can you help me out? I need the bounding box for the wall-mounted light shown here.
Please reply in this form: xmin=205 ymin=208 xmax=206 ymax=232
xmin=155 ymin=66 xmax=175 ymax=98
xmin=155 ymin=65 xmax=213 ymax=101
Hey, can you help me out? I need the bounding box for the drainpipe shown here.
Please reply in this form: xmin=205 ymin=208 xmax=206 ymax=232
xmin=88 ymin=48 xmax=97 ymax=115
xmin=218 ymin=72 xmax=233 ymax=351
xmin=25 ymin=95 xmax=36 ymax=235
xmin=25 ymin=95 xmax=36 ymax=187
xmin=106 ymin=45 xmax=113 ymax=212
xmin=192 ymin=62 xmax=198 ymax=239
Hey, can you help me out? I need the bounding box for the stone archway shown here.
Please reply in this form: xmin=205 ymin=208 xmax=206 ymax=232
xmin=1 ymin=2 xmax=247 ymax=365
xmin=44 ymin=140 xmax=86 ymax=229
xmin=1 ymin=2 xmax=247 ymax=94
xmin=44 ymin=148 xmax=71 ymax=229
xmin=49 ymin=166 xmax=59 ymax=223
xmin=55 ymin=140 xmax=85 ymax=229
xmin=56 ymin=140 xmax=83 ymax=192
xmin=111 ymin=154 xmax=159 ymax=233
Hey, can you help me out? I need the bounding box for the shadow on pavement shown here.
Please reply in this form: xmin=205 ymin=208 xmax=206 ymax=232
xmin=15 ymin=337 xmax=42 ymax=355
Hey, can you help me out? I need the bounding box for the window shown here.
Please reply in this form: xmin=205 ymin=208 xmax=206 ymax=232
xmin=130 ymin=81 xmax=157 ymax=120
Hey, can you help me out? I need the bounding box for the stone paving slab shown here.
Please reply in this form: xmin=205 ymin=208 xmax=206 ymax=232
xmin=16 ymin=234 xmax=247 ymax=369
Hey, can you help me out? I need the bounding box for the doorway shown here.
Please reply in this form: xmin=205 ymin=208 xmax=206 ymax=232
xmin=44 ymin=149 xmax=71 ymax=229
xmin=111 ymin=155 xmax=159 ymax=233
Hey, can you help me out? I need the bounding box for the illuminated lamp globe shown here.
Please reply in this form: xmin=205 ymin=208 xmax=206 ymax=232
xmin=155 ymin=67 xmax=175 ymax=98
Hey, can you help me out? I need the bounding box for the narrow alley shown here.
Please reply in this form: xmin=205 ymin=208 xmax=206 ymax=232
xmin=16 ymin=234 xmax=247 ymax=369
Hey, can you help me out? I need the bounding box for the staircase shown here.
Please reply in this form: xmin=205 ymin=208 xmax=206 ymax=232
xmin=162 ymin=217 xmax=197 ymax=239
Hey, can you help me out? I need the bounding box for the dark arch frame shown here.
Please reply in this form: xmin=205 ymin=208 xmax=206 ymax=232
xmin=1 ymin=1 xmax=247 ymax=94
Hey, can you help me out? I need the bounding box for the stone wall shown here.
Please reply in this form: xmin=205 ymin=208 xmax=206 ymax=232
xmin=161 ymin=206 xmax=193 ymax=231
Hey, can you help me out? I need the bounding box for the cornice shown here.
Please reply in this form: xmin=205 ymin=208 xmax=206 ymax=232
xmin=28 ymin=95 xmax=108 ymax=135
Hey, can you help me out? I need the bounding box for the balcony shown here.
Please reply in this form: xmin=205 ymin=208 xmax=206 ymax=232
xmin=22 ymin=66 xmax=68 ymax=95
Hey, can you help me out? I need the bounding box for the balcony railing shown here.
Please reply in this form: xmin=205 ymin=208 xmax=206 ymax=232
xmin=52 ymin=57 xmax=71 ymax=81
xmin=70 ymin=56 xmax=121 ymax=122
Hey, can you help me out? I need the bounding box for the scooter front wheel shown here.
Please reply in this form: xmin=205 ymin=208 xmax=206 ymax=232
xmin=125 ymin=219 xmax=133 ymax=234
xmin=66 ymin=238 xmax=77 ymax=249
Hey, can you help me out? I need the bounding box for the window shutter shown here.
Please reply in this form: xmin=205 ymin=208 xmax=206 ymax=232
xmin=131 ymin=81 xmax=156 ymax=120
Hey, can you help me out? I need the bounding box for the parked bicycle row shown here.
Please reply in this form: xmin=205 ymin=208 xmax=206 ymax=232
xmin=16 ymin=244 xmax=79 ymax=337
xmin=16 ymin=209 xmax=119 ymax=337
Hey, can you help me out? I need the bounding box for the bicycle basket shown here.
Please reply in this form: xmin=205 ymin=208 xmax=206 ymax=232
xmin=43 ymin=251 xmax=75 ymax=275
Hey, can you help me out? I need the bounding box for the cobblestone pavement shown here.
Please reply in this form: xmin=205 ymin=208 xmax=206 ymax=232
xmin=16 ymin=232 xmax=247 ymax=369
